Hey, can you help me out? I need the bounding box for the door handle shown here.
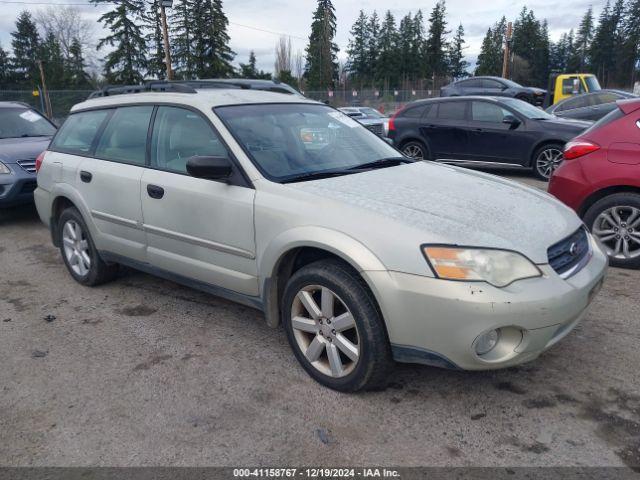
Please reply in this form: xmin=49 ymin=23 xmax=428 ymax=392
xmin=147 ymin=184 xmax=165 ymax=199
xmin=80 ymin=171 xmax=92 ymax=183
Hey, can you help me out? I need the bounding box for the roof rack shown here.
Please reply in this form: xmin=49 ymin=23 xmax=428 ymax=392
xmin=88 ymin=81 xmax=197 ymax=99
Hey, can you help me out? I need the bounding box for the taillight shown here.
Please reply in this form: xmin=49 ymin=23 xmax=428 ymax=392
xmin=563 ymin=140 xmax=600 ymax=160
xmin=35 ymin=151 xmax=46 ymax=172
xmin=388 ymin=108 xmax=404 ymax=132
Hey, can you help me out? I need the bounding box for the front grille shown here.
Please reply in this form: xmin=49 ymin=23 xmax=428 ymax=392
xmin=19 ymin=181 xmax=38 ymax=194
xmin=548 ymin=227 xmax=590 ymax=276
xmin=16 ymin=159 xmax=37 ymax=174
xmin=365 ymin=123 xmax=384 ymax=136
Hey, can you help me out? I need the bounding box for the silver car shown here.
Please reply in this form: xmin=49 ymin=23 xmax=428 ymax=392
xmin=34 ymin=85 xmax=608 ymax=391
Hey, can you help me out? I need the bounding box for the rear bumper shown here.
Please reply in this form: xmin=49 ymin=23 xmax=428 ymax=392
xmin=548 ymin=159 xmax=592 ymax=213
xmin=0 ymin=165 xmax=37 ymax=207
xmin=364 ymin=235 xmax=608 ymax=370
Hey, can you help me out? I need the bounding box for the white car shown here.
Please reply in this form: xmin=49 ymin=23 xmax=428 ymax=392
xmin=34 ymin=84 xmax=608 ymax=392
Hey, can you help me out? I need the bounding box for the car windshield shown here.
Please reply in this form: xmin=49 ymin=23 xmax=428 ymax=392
xmin=500 ymin=98 xmax=554 ymax=120
xmin=359 ymin=107 xmax=386 ymax=118
xmin=215 ymin=103 xmax=403 ymax=182
xmin=585 ymin=76 xmax=602 ymax=92
xmin=500 ymin=78 xmax=522 ymax=88
xmin=0 ymin=108 xmax=56 ymax=139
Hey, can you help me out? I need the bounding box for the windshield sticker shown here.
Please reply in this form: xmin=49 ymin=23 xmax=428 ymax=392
xmin=20 ymin=110 xmax=42 ymax=123
xmin=327 ymin=111 xmax=359 ymax=128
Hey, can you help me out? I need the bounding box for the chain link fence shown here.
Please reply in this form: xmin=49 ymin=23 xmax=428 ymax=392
xmin=304 ymin=89 xmax=440 ymax=114
xmin=0 ymin=90 xmax=93 ymax=125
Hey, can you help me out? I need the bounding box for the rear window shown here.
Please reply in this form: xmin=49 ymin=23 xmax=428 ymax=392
xmin=401 ymin=105 xmax=429 ymax=118
xmin=583 ymin=107 xmax=625 ymax=135
xmin=50 ymin=110 xmax=110 ymax=155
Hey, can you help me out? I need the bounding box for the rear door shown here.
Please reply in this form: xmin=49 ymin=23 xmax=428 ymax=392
xmin=420 ymin=100 xmax=469 ymax=159
xmin=140 ymin=106 xmax=258 ymax=296
xmin=482 ymin=78 xmax=507 ymax=97
xmin=74 ymin=106 xmax=152 ymax=262
xmin=457 ymin=78 xmax=484 ymax=96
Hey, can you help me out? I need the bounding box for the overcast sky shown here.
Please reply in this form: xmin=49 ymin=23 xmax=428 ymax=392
xmin=0 ymin=0 xmax=602 ymax=74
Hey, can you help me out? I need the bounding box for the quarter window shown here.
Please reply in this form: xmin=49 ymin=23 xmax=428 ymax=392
xmin=50 ymin=110 xmax=109 ymax=155
xmin=94 ymin=106 xmax=153 ymax=165
xmin=402 ymin=105 xmax=429 ymax=118
xmin=150 ymin=106 xmax=228 ymax=174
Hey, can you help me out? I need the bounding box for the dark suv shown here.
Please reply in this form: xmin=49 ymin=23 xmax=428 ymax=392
xmin=0 ymin=102 xmax=56 ymax=207
xmin=441 ymin=76 xmax=546 ymax=106
xmin=389 ymin=97 xmax=590 ymax=180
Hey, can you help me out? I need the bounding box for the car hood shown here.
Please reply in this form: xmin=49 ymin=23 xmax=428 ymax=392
xmin=288 ymin=161 xmax=581 ymax=264
xmin=0 ymin=136 xmax=52 ymax=163
xmin=538 ymin=117 xmax=592 ymax=131
xmin=528 ymin=87 xmax=547 ymax=95
xmin=355 ymin=118 xmax=384 ymax=126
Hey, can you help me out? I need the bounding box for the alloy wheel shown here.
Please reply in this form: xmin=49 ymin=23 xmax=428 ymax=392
xmin=290 ymin=285 xmax=360 ymax=378
xmin=593 ymin=206 xmax=640 ymax=260
xmin=403 ymin=144 xmax=425 ymax=160
xmin=535 ymin=147 xmax=564 ymax=179
xmin=62 ymin=219 xmax=91 ymax=277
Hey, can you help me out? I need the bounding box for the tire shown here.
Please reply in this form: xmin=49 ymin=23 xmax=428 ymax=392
xmin=401 ymin=140 xmax=429 ymax=161
xmin=282 ymin=259 xmax=394 ymax=392
xmin=532 ymin=143 xmax=564 ymax=181
xmin=57 ymin=207 xmax=119 ymax=286
xmin=583 ymin=193 xmax=640 ymax=269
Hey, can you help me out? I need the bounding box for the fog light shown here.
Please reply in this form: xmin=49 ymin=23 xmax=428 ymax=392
xmin=475 ymin=329 xmax=500 ymax=356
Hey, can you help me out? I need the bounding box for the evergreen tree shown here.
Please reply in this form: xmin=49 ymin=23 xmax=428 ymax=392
xmin=346 ymin=10 xmax=371 ymax=83
xmin=10 ymin=11 xmax=40 ymax=87
xmin=238 ymin=51 xmax=271 ymax=79
xmin=425 ymin=1 xmax=450 ymax=80
xmin=197 ymin=0 xmax=235 ymax=78
xmin=366 ymin=11 xmax=381 ymax=85
xmin=575 ymin=7 xmax=594 ymax=70
xmin=376 ymin=10 xmax=399 ymax=87
xmin=411 ymin=10 xmax=427 ymax=80
xmin=305 ymin=0 xmax=339 ymax=90
xmin=622 ymin=0 xmax=640 ymax=85
xmin=511 ymin=7 xmax=549 ymax=86
xmin=397 ymin=13 xmax=414 ymax=83
xmin=40 ymin=31 xmax=65 ymax=88
xmin=66 ymin=37 xmax=91 ymax=87
xmin=145 ymin=0 xmax=166 ymax=79
xmin=475 ymin=17 xmax=506 ymax=76
xmin=590 ymin=1 xmax=617 ymax=85
xmin=170 ymin=0 xmax=195 ymax=79
xmin=92 ymin=0 xmax=148 ymax=84
xmin=0 ymin=44 xmax=9 ymax=88
xmin=448 ymin=24 xmax=468 ymax=79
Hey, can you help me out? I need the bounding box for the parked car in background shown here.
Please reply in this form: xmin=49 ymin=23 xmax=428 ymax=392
xmin=0 ymin=102 xmax=56 ymax=207
xmin=338 ymin=107 xmax=388 ymax=137
xmin=549 ymin=98 xmax=640 ymax=269
xmin=34 ymin=83 xmax=607 ymax=391
xmin=547 ymin=90 xmax=637 ymax=122
xmin=389 ymin=96 xmax=590 ymax=180
xmin=544 ymin=73 xmax=602 ymax=106
xmin=440 ymin=76 xmax=547 ymax=106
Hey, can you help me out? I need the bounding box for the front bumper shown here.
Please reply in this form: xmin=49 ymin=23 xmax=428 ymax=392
xmin=0 ymin=163 xmax=38 ymax=207
xmin=364 ymin=235 xmax=608 ymax=370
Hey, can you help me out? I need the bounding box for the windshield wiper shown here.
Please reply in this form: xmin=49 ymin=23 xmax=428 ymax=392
xmin=281 ymin=169 xmax=359 ymax=184
xmin=347 ymin=156 xmax=413 ymax=171
xmin=19 ymin=134 xmax=51 ymax=138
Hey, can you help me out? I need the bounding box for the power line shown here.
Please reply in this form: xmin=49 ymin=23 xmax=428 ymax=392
xmin=0 ymin=0 xmax=307 ymax=41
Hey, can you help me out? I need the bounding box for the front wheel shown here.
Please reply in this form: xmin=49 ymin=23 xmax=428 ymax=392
xmin=532 ymin=144 xmax=564 ymax=181
xmin=583 ymin=193 xmax=640 ymax=269
xmin=282 ymin=259 xmax=394 ymax=392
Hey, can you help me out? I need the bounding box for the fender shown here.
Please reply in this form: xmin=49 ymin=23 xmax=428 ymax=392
xmin=48 ymin=183 xmax=98 ymax=245
xmin=259 ymin=226 xmax=388 ymax=327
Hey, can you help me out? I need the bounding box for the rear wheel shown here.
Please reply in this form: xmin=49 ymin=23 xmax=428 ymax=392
xmin=282 ymin=259 xmax=394 ymax=392
xmin=532 ymin=143 xmax=564 ymax=181
xmin=401 ymin=140 xmax=429 ymax=160
xmin=58 ymin=207 xmax=119 ymax=285
xmin=583 ymin=193 xmax=640 ymax=269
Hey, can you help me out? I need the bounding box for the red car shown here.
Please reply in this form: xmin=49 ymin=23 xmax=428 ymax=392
xmin=549 ymin=98 xmax=640 ymax=268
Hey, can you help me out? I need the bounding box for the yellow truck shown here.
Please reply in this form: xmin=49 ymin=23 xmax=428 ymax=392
xmin=543 ymin=73 xmax=602 ymax=107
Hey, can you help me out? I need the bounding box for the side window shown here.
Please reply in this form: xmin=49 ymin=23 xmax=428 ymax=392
xmin=471 ymin=102 xmax=511 ymax=123
xmin=150 ymin=106 xmax=228 ymax=174
xmin=562 ymin=77 xmax=580 ymax=95
xmin=594 ymin=93 xmax=619 ymax=105
xmin=437 ymin=101 xmax=467 ymax=121
xmin=557 ymin=96 xmax=590 ymax=112
xmin=482 ymin=79 xmax=503 ymax=89
xmin=460 ymin=79 xmax=481 ymax=88
xmin=94 ymin=106 xmax=153 ymax=165
xmin=50 ymin=110 xmax=110 ymax=155
xmin=402 ymin=105 xmax=428 ymax=118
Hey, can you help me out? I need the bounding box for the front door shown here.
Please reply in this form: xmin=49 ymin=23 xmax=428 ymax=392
xmin=140 ymin=106 xmax=258 ymax=296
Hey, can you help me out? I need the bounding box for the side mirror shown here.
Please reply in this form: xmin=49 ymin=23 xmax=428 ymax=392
xmin=186 ymin=155 xmax=233 ymax=180
xmin=503 ymin=115 xmax=521 ymax=129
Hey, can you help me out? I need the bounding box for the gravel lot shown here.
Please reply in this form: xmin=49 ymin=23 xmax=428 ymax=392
xmin=1 ymin=171 xmax=639 ymax=469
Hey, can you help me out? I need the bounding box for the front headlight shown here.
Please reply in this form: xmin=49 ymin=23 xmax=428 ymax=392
xmin=423 ymin=246 xmax=542 ymax=287
xmin=0 ymin=162 xmax=10 ymax=174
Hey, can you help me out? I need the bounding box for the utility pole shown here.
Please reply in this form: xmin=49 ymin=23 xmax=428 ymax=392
xmin=37 ymin=60 xmax=53 ymax=119
xmin=160 ymin=0 xmax=174 ymax=80
xmin=502 ymin=22 xmax=513 ymax=79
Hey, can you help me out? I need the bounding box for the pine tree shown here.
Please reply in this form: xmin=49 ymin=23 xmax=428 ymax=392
xmin=305 ymin=0 xmax=339 ymax=90
xmin=92 ymin=0 xmax=148 ymax=84
xmin=0 ymin=44 xmax=9 ymax=88
xmin=590 ymin=1 xmax=616 ymax=85
xmin=411 ymin=10 xmax=427 ymax=80
xmin=145 ymin=0 xmax=166 ymax=79
xmin=511 ymin=7 xmax=549 ymax=86
xmin=239 ymin=51 xmax=258 ymax=78
xmin=376 ymin=11 xmax=399 ymax=87
xmin=575 ymin=7 xmax=594 ymax=70
xmin=425 ymin=1 xmax=450 ymax=80
xmin=195 ymin=0 xmax=235 ymax=78
xmin=170 ymin=0 xmax=195 ymax=79
xmin=622 ymin=0 xmax=640 ymax=85
xmin=475 ymin=17 xmax=506 ymax=76
xmin=10 ymin=11 xmax=40 ymax=87
xmin=41 ymin=31 xmax=65 ymax=88
xmin=66 ymin=37 xmax=91 ymax=87
xmin=366 ymin=11 xmax=381 ymax=85
xmin=448 ymin=24 xmax=468 ymax=79
xmin=346 ymin=10 xmax=370 ymax=83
